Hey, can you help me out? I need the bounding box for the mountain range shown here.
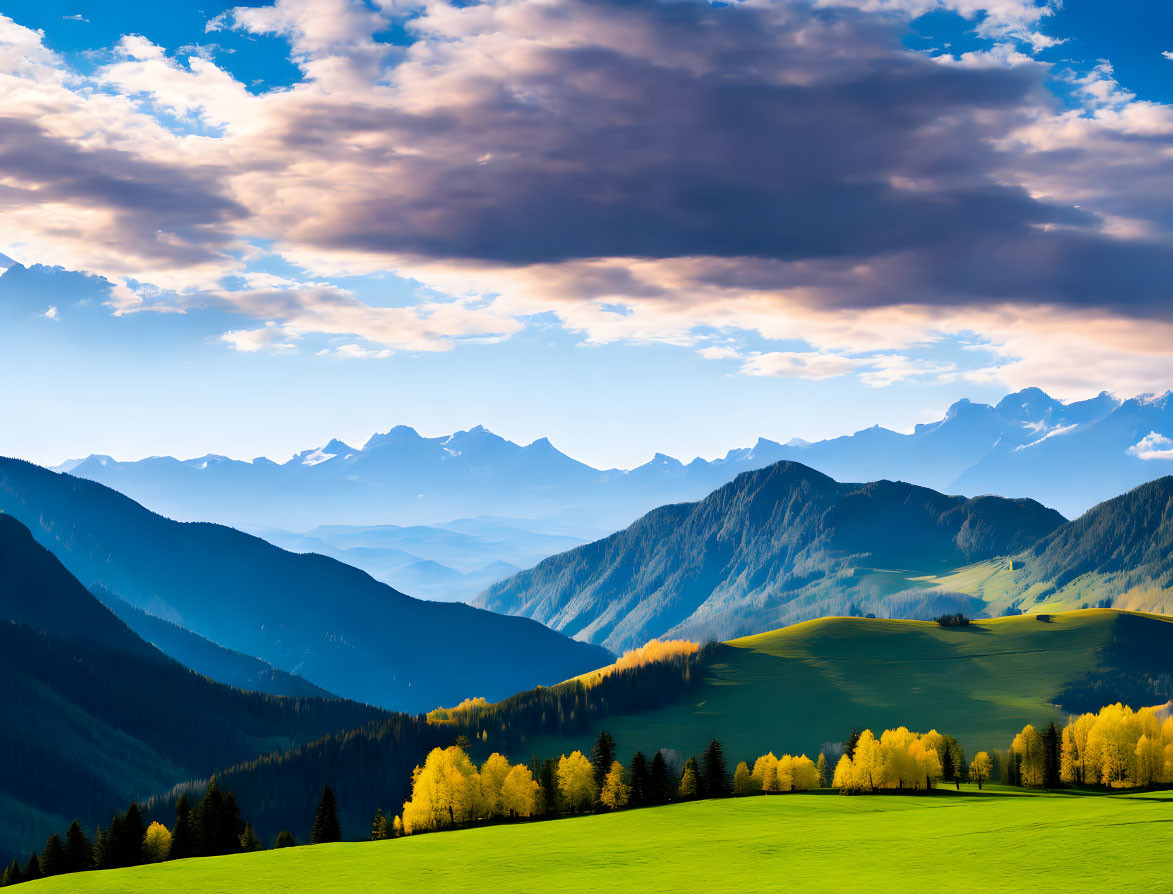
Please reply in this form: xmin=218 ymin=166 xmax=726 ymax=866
xmin=51 ymin=388 xmax=1173 ymax=553
xmin=0 ymin=513 xmax=389 ymax=862
xmin=478 ymin=462 xmax=1066 ymax=652
xmin=0 ymin=458 xmax=610 ymax=711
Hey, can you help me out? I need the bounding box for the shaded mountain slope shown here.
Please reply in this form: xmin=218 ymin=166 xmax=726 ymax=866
xmin=0 ymin=514 xmax=388 ymax=863
xmin=0 ymin=458 xmax=611 ymax=711
xmin=91 ymin=586 xmax=336 ymax=699
xmin=478 ymin=461 xmax=1064 ymax=652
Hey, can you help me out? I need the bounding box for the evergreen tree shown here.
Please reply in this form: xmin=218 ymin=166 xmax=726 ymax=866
xmin=311 ymin=785 xmax=342 ymax=844
xmin=702 ymin=740 xmax=730 ymax=797
xmin=845 ymin=729 xmax=862 ymax=760
xmin=91 ymin=825 xmax=108 ymax=871
xmin=538 ymin=758 xmax=559 ymax=815
xmin=941 ymin=745 xmax=955 ymax=784
xmin=64 ymin=820 xmax=92 ymax=873
xmin=370 ymin=808 xmax=389 ymax=841
xmin=41 ymin=833 xmax=66 ymax=877
xmin=240 ymin=824 xmax=262 ymax=852
xmin=217 ymin=792 xmax=245 ymax=856
xmin=23 ymin=853 xmax=41 ymax=882
xmin=274 ymin=831 xmax=297 ymax=849
xmin=628 ymin=751 xmax=650 ymax=807
xmin=650 ymin=751 xmax=672 ymax=804
xmin=590 ymin=730 xmax=617 ymax=788
xmin=122 ymin=803 xmax=146 ymax=866
xmin=0 ymin=861 xmax=20 ymax=887
xmin=816 ymin=753 xmax=828 ymax=788
xmin=170 ymin=794 xmax=194 ymax=860
xmin=193 ymin=781 xmax=224 ymax=858
xmin=1043 ymin=722 xmax=1061 ymax=789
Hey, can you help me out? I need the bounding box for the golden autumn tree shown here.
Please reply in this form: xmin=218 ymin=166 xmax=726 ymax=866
xmin=679 ymin=763 xmax=698 ymax=800
xmin=832 ymin=754 xmax=856 ymax=792
xmin=402 ymin=745 xmax=481 ymax=834
xmin=600 ymin=761 xmax=630 ymax=810
xmin=500 ymin=764 xmax=539 ymax=818
xmin=479 ymin=752 xmax=511 ymax=819
xmin=1011 ymin=724 xmax=1046 ymax=788
xmin=733 ymin=761 xmax=753 ymax=795
xmin=557 ymin=751 xmax=598 ymax=813
xmin=143 ymin=822 xmax=171 ymax=863
xmin=752 ymin=752 xmax=780 ymax=793
xmin=969 ymin=752 xmax=991 ymax=789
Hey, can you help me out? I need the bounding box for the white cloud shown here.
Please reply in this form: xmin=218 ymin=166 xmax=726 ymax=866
xmin=43 ymin=305 xmax=59 ymax=320
xmin=741 ymin=351 xmax=869 ymax=381
xmin=1127 ymin=431 xmax=1173 ymax=461
xmin=1163 ymin=51 xmax=1173 ymax=61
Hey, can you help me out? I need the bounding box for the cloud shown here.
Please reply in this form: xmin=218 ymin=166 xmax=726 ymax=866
xmin=1 ymin=0 xmax=1173 ymax=383
xmin=1163 ymin=51 xmax=1173 ymax=61
xmin=1127 ymin=431 xmax=1173 ymax=461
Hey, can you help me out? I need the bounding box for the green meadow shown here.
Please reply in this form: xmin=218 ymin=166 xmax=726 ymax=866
xmin=526 ymin=609 xmax=1173 ymax=764
xmin=29 ymin=789 xmax=1173 ymax=893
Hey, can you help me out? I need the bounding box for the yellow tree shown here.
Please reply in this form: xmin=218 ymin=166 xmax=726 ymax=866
xmin=143 ymin=822 xmax=171 ymax=863
xmin=557 ymin=751 xmax=598 ymax=813
xmin=832 ymin=754 xmax=856 ymax=792
xmin=969 ymin=752 xmax=991 ymax=790
xmin=775 ymin=754 xmax=795 ymax=792
xmin=1134 ymin=734 xmax=1164 ymax=787
xmin=479 ymin=753 xmax=511 ymax=819
xmin=1059 ymin=726 xmax=1079 ymax=784
xmin=733 ymin=761 xmax=753 ymax=796
xmin=402 ymin=745 xmax=479 ymax=833
xmin=679 ymin=763 xmax=698 ymax=800
xmin=790 ymin=755 xmax=820 ymax=791
xmin=500 ymin=764 xmax=538 ymax=818
xmin=1011 ymin=724 xmax=1046 ymax=788
xmin=752 ymin=752 xmax=780 ymax=793
xmin=600 ymin=760 xmax=630 ymax=810
xmin=852 ymin=730 xmax=881 ymax=792
xmin=879 ymin=728 xmax=917 ymax=790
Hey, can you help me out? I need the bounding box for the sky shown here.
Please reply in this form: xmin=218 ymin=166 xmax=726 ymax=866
xmin=1 ymin=0 xmax=1172 ymax=469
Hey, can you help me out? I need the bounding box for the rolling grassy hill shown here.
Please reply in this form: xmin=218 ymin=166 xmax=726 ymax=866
xmin=479 ymin=461 xmax=1064 ymax=652
xmin=517 ymin=609 xmax=1173 ymax=766
xmin=26 ymin=790 xmax=1173 ymax=893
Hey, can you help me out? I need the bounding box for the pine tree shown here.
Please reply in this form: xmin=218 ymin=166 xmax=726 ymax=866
xmin=628 ymin=751 xmax=650 ymax=807
xmin=64 ymin=820 xmax=92 ymax=873
xmin=217 ymin=792 xmax=245 ymax=856
xmin=240 ymin=824 xmax=262 ymax=853
xmin=91 ymin=825 xmax=108 ymax=871
xmin=311 ymin=785 xmax=342 ymax=844
xmin=650 ymin=751 xmax=672 ymax=804
xmin=845 ymin=729 xmax=862 ymax=760
xmin=371 ymin=808 xmax=389 ymax=840
xmin=193 ymin=781 xmax=224 ymax=857
xmin=170 ymin=794 xmax=194 ymax=860
xmin=538 ymin=758 xmax=559 ymax=815
xmin=1 ymin=861 xmax=21 ymax=886
xmin=816 ymin=753 xmax=828 ymax=788
xmin=590 ymin=730 xmax=617 ymax=788
xmin=1043 ymin=722 xmax=1061 ymax=788
xmin=702 ymin=740 xmax=730 ymax=797
xmin=122 ymin=803 xmax=146 ymax=866
xmin=941 ymin=744 xmax=955 ymax=784
xmin=23 ymin=853 xmax=41 ymax=882
xmin=41 ymin=833 xmax=66 ymax=877
xmin=274 ymin=831 xmax=297 ymax=849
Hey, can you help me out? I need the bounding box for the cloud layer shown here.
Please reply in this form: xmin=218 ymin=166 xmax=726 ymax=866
xmin=1 ymin=0 xmax=1173 ymax=394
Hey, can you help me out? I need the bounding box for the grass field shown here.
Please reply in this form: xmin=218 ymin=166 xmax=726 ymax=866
xmin=524 ymin=609 xmax=1173 ymax=765
xmin=29 ymin=788 xmax=1173 ymax=893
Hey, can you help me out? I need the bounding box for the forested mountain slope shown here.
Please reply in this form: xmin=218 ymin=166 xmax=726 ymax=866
xmin=478 ymin=461 xmax=1064 ymax=652
xmin=934 ymin=476 xmax=1173 ymax=617
xmin=0 ymin=514 xmax=388 ymax=864
xmin=0 ymin=458 xmax=611 ymax=710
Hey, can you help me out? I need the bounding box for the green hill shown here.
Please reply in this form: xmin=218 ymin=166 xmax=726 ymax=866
xmin=25 ymin=791 xmax=1173 ymax=893
xmin=519 ymin=609 xmax=1173 ymax=765
xmin=478 ymin=461 xmax=1064 ymax=652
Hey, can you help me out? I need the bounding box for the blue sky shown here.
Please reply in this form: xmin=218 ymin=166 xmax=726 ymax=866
xmin=1 ymin=0 xmax=1172 ymax=469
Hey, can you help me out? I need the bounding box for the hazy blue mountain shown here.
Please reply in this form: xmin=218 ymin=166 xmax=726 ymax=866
xmin=478 ymin=461 xmax=1065 ymax=652
xmin=0 ymin=513 xmax=388 ymax=863
xmin=90 ymin=585 xmax=336 ymax=698
xmin=56 ymin=387 xmax=1173 ymax=537
xmin=254 ymin=520 xmax=583 ymax=602
xmin=0 ymin=458 xmax=611 ymax=711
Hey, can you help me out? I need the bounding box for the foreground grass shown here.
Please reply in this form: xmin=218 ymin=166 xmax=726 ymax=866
xmin=30 ymin=788 xmax=1173 ymax=893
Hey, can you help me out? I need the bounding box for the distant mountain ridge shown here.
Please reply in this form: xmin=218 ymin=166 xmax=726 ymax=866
xmin=51 ymin=387 xmax=1173 ymax=539
xmin=0 ymin=458 xmax=611 ymax=711
xmin=477 ymin=461 xmax=1065 ymax=652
